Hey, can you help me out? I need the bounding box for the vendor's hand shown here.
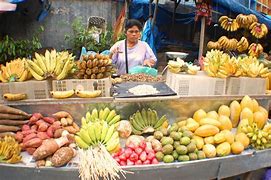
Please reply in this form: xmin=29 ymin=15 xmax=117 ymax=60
xmin=143 ymin=59 xmax=155 ymax=67
xmin=111 ymin=47 xmax=123 ymax=54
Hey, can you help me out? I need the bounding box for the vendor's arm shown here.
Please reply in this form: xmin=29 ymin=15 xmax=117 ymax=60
xmin=109 ymin=41 xmax=122 ymax=63
xmin=143 ymin=42 xmax=157 ymax=67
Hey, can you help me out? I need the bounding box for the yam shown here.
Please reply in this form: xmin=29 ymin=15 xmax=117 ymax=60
xmin=0 ymin=113 xmax=28 ymax=120
xmin=0 ymin=120 xmax=28 ymax=126
xmin=0 ymin=125 xmax=20 ymax=132
xmin=0 ymin=105 xmax=30 ymax=117
xmin=51 ymin=147 xmax=74 ymax=167
xmin=24 ymin=138 xmax=42 ymax=148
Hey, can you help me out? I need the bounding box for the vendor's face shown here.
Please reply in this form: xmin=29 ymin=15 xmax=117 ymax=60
xmin=126 ymin=26 xmax=141 ymax=43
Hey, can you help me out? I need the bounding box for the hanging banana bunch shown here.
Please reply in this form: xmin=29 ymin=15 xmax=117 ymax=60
xmin=27 ymin=50 xmax=76 ymax=80
xmin=219 ymin=16 xmax=239 ymax=32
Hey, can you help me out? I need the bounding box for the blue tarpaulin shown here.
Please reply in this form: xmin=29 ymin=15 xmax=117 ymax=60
xmin=141 ymin=19 xmax=159 ymax=56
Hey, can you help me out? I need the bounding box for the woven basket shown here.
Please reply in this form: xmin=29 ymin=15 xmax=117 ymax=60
xmin=87 ymin=16 xmax=106 ymax=32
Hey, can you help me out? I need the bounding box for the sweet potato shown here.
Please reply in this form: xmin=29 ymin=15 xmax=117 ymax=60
xmin=29 ymin=113 xmax=43 ymax=125
xmin=0 ymin=105 xmax=30 ymax=117
xmin=51 ymin=121 xmax=62 ymax=130
xmin=24 ymin=138 xmax=42 ymax=148
xmin=54 ymin=129 xmax=64 ymax=138
xmin=22 ymin=129 xmax=36 ymax=136
xmin=23 ymin=133 xmax=37 ymax=143
xmin=15 ymin=132 xmax=24 ymax=142
xmin=72 ymin=122 xmax=80 ymax=132
xmin=0 ymin=120 xmax=28 ymax=126
xmin=0 ymin=113 xmax=28 ymax=120
xmin=63 ymin=126 xmax=78 ymax=134
xmin=53 ymin=111 xmax=73 ymax=121
xmin=0 ymin=125 xmax=20 ymax=132
xmin=38 ymin=122 xmax=49 ymax=132
xmin=31 ymin=124 xmax=38 ymax=131
xmin=43 ymin=117 xmax=55 ymax=124
xmin=26 ymin=147 xmax=36 ymax=155
xmin=36 ymin=120 xmax=46 ymax=126
xmin=33 ymin=136 xmax=69 ymax=160
xmin=46 ymin=126 xmax=54 ymax=138
xmin=51 ymin=147 xmax=74 ymax=167
xmin=22 ymin=125 xmax=30 ymax=131
xmin=37 ymin=132 xmax=50 ymax=140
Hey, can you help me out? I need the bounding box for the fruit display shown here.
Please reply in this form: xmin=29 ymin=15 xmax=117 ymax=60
xmin=0 ymin=105 xmax=30 ymax=136
xmin=0 ymin=136 xmax=22 ymax=163
xmin=236 ymin=37 xmax=249 ymax=53
xmin=112 ymin=138 xmax=159 ymax=166
xmin=248 ymin=43 xmax=264 ymax=58
xmin=27 ymin=50 xmax=76 ymax=80
xmin=168 ymin=58 xmax=200 ymax=75
xmin=119 ymin=73 xmax=164 ymax=83
xmin=129 ymin=108 xmax=169 ymax=135
xmin=0 ymin=58 xmax=32 ymax=83
xmin=219 ymin=16 xmax=239 ymax=32
xmin=236 ymin=14 xmax=258 ymax=29
xmin=249 ymin=22 xmax=268 ymax=39
xmin=81 ymin=107 xmax=121 ymax=126
xmin=203 ymin=50 xmax=269 ymax=78
xmin=74 ymin=54 xmax=114 ymax=79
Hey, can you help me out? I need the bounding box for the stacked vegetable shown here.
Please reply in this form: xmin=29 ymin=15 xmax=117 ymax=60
xmin=15 ymin=111 xmax=79 ymax=167
xmin=0 ymin=105 xmax=30 ymax=136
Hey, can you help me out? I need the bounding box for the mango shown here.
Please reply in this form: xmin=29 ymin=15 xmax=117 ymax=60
xmin=258 ymin=106 xmax=268 ymax=121
xmin=193 ymin=136 xmax=204 ymax=150
xmin=199 ymin=118 xmax=221 ymax=128
xmin=214 ymin=132 xmax=226 ymax=144
xmin=251 ymin=99 xmax=259 ymax=112
xmin=186 ymin=118 xmax=200 ymax=132
xmin=230 ymin=100 xmax=241 ymax=128
xmin=218 ymin=115 xmax=232 ymax=130
xmin=231 ymin=141 xmax=244 ymax=154
xmin=216 ymin=142 xmax=231 ymax=157
xmin=193 ymin=109 xmax=207 ymax=122
xmin=235 ymin=133 xmax=250 ymax=149
xmin=253 ymin=111 xmax=267 ymax=129
xmin=194 ymin=124 xmax=219 ymax=137
xmin=203 ymin=144 xmax=216 ymax=158
xmin=218 ymin=105 xmax=230 ymax=117
xmin=204 ymin=136 xmax=215 ymax=145
xmin=221 ymin=130 xmax=234 ymax=144
xmin=206 ymin=111 xmax=219 ymax=120
xmin=240 ymin=108 xmax=254 ymax=125
xmin=237 ymin=118 xmax=249 ymax=134
xmin=240 ymin=95 xmax=253 ymax=111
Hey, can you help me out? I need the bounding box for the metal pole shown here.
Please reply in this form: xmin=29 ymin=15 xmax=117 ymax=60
xmin=152 ymin=0 xmax=159 ymax=27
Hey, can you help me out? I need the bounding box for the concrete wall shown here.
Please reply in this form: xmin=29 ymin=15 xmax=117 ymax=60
xmin=0 ymin=0 xmax=123 ymax=50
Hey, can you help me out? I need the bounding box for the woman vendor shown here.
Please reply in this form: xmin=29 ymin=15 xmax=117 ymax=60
xmin=110 ymin=19 xmax=157 ymax=75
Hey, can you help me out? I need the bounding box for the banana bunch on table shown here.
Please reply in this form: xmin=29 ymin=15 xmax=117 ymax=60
xmin=0 ymin=58 xmax=32 ymax=83
xmin=27 ymin=50 xmax=76 ymax=80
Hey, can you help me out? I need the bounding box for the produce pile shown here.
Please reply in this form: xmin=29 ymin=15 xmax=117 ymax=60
xmin=1 ymin=95 xmax=271 ymax=180
xmin=118 ymin=74 xmax=164 ymax=83
xmin=167 ymin=58 xmax=200 ymax=75
xmin=75 ymin=54 xmax=114 ymax=79
xmin=203 ymin=50 xmax=269 ymax=78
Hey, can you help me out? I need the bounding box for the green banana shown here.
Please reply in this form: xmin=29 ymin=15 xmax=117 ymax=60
xmin=75 ymin=136 xmax=89 ymax=149
xmin=106 ymin=110 xmax=116 ymax=123
xmin=141 ymin=109 xmax=148 ymax=126
xmin=99 ymin=109 xmax=104 ymax=119
xmin=91 ymin=108 xmax=98 ymax=120
xmin=81 ymin=117 xmax=87 ymax=127
xmin=154 ymin=115 xmax=168 ymax=129
xmin=104 ymin=124 xmax=115 ymax=143
xmin=100 ymin=122 xmax=108 ymax=142
xmin=151 ymin=110 xmax=158 ymax=126
xmin=134 ymin=111 xmax=145 ymax=129
xmin=108 ymin=115 xmax=120 ymax=125
xmin=147 ymin=109 xmax=153 ymax=126
xmin=86 ymin=112 xmax=92 ymax=123
xmin=79 ymin=129 xmax=92 ymax=145
xmin=94 ymin=122 xmax=102 ymax=141
xmin=131 ymin=122 xmax=142 ymax=135
xmin=130 ymin=118 xmax=143 ymax=132
xmin=88 ymin=125 xmax=97 ymax=144
xmin=101 ymin=107 xmax=110 ymax=121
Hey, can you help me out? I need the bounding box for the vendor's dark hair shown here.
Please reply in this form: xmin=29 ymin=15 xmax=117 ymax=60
xmin=125 ymin=19 xmax=143 ymax=32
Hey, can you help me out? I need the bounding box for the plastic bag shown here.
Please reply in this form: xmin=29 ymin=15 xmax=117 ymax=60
xmin=129 ymin=66 xmax=158 ymax=77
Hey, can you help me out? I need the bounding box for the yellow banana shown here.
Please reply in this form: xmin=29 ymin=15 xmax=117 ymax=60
xmin=3 ymin=93 xmax=27 ymax=101
xmin=27 ymin=60 xmax=44 ymax=76
xmin=75 ymin=90 xmax=102 ymax=98
xmin=50 ymin=89 xmax=74 ymax=99
xmin=35 ymin=53 xmax=47 ymax=72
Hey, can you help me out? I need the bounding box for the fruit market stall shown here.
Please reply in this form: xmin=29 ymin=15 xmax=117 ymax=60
xmin=0 ymin=94 xmax=271 ymax=180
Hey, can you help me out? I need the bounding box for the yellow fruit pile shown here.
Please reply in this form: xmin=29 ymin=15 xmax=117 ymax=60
xmin=0 ymin=136 xmax=22 ymax=164
xmin=27 ymin=50 xmax=76 ymax=80
xmin=203 ymin=50 xmax=269 ymax=78
xmin=0 ymin=58 xmax=32 ymax=82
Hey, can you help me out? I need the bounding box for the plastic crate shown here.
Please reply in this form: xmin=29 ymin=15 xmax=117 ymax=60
xmin=52 ymin=78 xmax=112 ymax=97
xmin=0 ymin=80 xmax=51 ymax=100
xmin=226 ymin=77 xmax=266 ymax=95
xmin=166 ymin=70 xmax=226 ymax=96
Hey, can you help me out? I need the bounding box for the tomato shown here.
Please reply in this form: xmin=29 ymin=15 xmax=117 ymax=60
xmin=124 ymin=148 xmax=133 ymax=158
xmin=127 ymin=159 xmax=135 ymax=166
xmin=134 ymin=147 xmax=143 ymax=155
xmin=120 ymin=161 xmax=127 ymax=166
xmin=135 ymin=160 xmax=143 ymax=165
xmin=139 ymin=151 xmax=147 ymax=162
xmin=129 ymin=152 xmax=139 ymax=162
xmin=151 ymin=158 xmax=159 ymax=164
xmin=119 ymin=153 xmax=127 ymax=161
xmin=147 ymin=152 xmax=155 ymax=161
xmin=139 ymin=140 xmax=146 ymax=150
xmin=143 ymin=159 xmax=150 ymax=165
